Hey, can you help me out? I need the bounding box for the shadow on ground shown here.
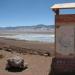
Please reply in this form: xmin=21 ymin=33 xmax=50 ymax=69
xmin=5 ymin=67 xmax=28 ymax=72
xmin=49 ymin=71 xmax=75 ymax=75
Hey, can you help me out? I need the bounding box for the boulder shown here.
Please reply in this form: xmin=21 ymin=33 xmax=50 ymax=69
xmin=6 ymin=55 xmax=28 ymax=69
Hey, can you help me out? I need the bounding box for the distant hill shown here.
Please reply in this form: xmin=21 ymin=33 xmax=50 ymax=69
xmin=0 ymin=24 xmax=55 ymax=30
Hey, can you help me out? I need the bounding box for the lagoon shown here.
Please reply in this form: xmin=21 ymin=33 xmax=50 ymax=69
xmin=0 ymin=33 xmax=54 ymax=43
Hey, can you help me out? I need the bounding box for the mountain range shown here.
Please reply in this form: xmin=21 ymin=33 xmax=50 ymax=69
xmin=0 ymin=24 xmax=54 ymax=30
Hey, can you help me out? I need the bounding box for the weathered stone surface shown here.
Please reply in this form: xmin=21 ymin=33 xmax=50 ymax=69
xmin=6 ymin=55 xmax=27 ymax=69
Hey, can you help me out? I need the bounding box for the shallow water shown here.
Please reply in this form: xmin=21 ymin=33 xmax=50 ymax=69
xmin=0 ymin=33 xmax=55 ymax=43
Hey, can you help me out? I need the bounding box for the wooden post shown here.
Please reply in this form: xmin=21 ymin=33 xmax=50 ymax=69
xmin=53 ymin=9 xmax=59 ymax=15
xmin=52 ymin=9 xmax=59 ymax=57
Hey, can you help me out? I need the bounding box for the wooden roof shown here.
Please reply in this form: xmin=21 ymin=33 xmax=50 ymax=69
xmin=51 ymin=3 xmax=75 ymax=9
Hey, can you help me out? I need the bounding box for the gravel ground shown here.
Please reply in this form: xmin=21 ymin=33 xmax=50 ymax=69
xmin=0 ymin=50 xmax=52 ymax=75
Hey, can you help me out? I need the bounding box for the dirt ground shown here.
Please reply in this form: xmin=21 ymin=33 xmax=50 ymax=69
xmin=0 ymin=50 xmax=52 ymax=75
xmin=0 ymin=37 xmax=54 ymax=56
xmin=0 ymin=37 xmax=54 ymax=75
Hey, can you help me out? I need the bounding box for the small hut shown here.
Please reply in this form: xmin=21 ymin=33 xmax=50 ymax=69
xmin=49 ymin=3 xmax=75 ymax=75
xmin=51 ymin=2 xmax=75 ymax=57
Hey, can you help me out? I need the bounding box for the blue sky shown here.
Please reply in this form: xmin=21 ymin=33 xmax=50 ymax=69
xmin=0 ymin=0 xmax=75 ymax=27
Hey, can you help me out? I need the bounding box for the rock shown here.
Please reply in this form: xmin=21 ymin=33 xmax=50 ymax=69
xmin=6 ymin=48 xmax=12 ymax=52
xmin=6 ymin=55 xmax=27 ymax=69
xmin=43 ymin=53 xmax=48 ymax=56
xmin=0 ymin=54 xmax=4 ymax=59
xmin=43 ymin=52 xmax=50 ymax=56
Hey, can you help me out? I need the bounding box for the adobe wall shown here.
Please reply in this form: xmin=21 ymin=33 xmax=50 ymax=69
xmin=55 ymin=14 xmax=75 ymax=57
xmin=56 ymin=14 xmax=75 ymax=25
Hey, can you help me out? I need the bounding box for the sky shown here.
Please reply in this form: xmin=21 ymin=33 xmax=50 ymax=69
xmin=0 ymin=0 xmax=75 ymax=27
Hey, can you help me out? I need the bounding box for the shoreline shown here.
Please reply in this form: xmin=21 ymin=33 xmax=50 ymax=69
xmin=0 ymin=37 xmax=54 ymax=56
xmin=0 ymin=30 xmax=54 ymax=35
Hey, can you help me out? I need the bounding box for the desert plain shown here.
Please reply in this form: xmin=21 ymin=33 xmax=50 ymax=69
xmin=0 ymin=30 xmax=54 ymax=75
